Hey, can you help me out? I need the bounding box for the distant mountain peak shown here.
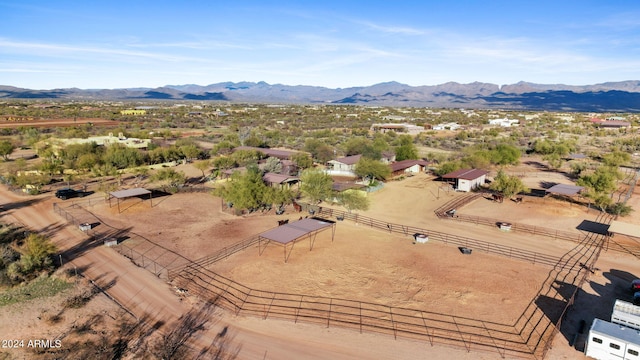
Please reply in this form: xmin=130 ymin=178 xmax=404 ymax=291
xmin=2 ymin=80 xmax=640 ymax=112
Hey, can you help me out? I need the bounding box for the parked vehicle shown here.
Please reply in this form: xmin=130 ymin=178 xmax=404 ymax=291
xmin=631 ymin=279 xmax=640 ymax=293
xmin=55 ymin=188 xmax=86 ymax=200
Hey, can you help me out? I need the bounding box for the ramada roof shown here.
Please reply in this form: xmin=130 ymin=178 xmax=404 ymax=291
xmin=545 ymin=183 xmax=584 ymax=196
xmin=441 ymin=168 xmax=488 ymax=180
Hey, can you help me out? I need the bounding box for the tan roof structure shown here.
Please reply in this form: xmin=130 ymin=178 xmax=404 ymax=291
xmin=258 ymin=217 xmax=336 ymax=262
xmin=609 ymin=221 xmax=640 ymax=239
xmin=546 ymin=184 xmax=584 ymax=196
xmin=109 ymin=188 xmax=152 ymax=213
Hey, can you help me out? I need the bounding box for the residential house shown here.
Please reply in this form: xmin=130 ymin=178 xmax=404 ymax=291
xmin=326 ymin=154 xmax=362 ymax=177
xmin=590 ymin=118 xmax=631 ymax=129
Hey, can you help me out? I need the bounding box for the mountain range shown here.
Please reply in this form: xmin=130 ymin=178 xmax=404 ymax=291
xmin=2 ymin=80 xmax=640 ymax=112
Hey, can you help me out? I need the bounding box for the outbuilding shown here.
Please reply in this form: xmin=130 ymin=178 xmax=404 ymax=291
xmin=441 ymin=168 xmax=488 ymax=192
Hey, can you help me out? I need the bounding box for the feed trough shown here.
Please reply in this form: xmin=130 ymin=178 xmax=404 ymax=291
xmin=414 ymin=233 xmax=429 ymax=244
xmin=459 ymin=247 xmax=472 ymax=255
xmin=499 ymin=222 xmax=512 ymax=231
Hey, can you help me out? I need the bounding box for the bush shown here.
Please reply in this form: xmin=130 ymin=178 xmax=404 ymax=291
xmin=606 ymin=202 xmax=634 ymax=217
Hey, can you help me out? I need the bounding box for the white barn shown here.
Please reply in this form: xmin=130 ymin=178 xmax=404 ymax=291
xmin=441 ymin=169 xmax=488 ymax=192
xmin=585 ymin=318 xmax=640 ymax=360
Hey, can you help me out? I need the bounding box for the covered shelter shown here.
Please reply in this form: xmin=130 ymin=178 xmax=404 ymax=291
xmin=258 ymin=217 xmax=336 ymax=262
xmin=109 ymin=188 xmax=152 ymax=213
xmin=262 ymin=172 xmax=300 ymax=189
xmin=545 ymin=183 xmax=584 ymax=206
xmin=609 ymin=221 xmax=640 ymax=239
xmin=546 ymin=183 xmax=584 ymax=196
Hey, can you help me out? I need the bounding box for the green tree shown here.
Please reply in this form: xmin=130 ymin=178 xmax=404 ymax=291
xmin=543 ymin=153 xmax=563 ymax=170
xmin=395 ymin=142 xmax=419 ymax=161
xmin=435 ymin=160 xmax=463 ymax=176
xmin=179 ymin=144 xmax=201 ymax=162
xmin=489 ymin=169 xmax=529 ymax=199
xmin=490 ymin=144 xmax=521 ymax=165
xmin=607 ymin=202 xmax=634 ymax=217
xmin=151 ymin=168 xmax=186 ymax=193
xmin=8 ymin=233 xmax=57 ymax=282
xmin=300 ymin=168 xmax=333 ymax=203
xmin=0 ymin=140 xmax=15 ymax=160
xmin=354 ymin=158 xmax=391 ymax=185
xmin=291 ymin=152 xmax=313 ymax=170
xmin=212 ymin=156 xmax=237 ymax=171
xmin=602 ymin=151 xmax=630 ymax=167
xmin=103 ymin=144 xmax=143 ymax=169
xmin=214 ymin=167 xmax=270 ymax=210
xmin=337 ymin=190 xmax=370 ymax=212
xmin=193 ymin=160 xmax=211 ymax=180
xmin=576 ymin=166 xmax=621 ymax=194
xmin=263 ymin=157 xmax=282 ymax=173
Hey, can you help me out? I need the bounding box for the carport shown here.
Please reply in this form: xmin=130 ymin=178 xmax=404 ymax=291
xmin=109 ymin=188 xmax=152 ymax=213
xmin=258 ymin=217 xmax=336 ymax=262
xmin=609 ymin=221 xmax=640 ymax=239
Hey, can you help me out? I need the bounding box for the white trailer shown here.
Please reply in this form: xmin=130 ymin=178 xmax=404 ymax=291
xmin=585 ymin=318 xmax=640 ymax=360
xmin=612 ymin=300 xmax=640 ymax=331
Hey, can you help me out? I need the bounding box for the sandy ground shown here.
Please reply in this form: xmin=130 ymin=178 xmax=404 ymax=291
xmin=1 ymin=164 xmax=640 ymax=359
xmin=0 ymin=117 xmax=120 ymax=128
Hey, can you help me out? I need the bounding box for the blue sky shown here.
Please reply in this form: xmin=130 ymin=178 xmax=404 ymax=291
xmin=1 ymin=1 xmax=639 ymax=89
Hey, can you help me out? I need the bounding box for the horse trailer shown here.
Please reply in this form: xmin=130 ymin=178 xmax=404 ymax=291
xmin=585 ymin=318 xmax=640 ymax=360
xmin=612 ymin=300 xmax=640 ymax=331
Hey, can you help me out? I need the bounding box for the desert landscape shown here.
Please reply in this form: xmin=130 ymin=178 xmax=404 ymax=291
xmin=0 ymin=161 xmax=634 ymax=359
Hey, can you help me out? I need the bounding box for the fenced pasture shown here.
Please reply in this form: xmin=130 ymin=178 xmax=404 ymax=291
xmin=53 ymin=189 xmax=612 ymax=359
xmin=167 ymin=206 xmax=605 ymax=359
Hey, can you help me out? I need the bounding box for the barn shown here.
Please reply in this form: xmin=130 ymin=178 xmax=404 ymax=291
xmin=389 ymin=159 xmax=429 ymax=177
xmin=441 ymin=169 xmax=488 ymax=192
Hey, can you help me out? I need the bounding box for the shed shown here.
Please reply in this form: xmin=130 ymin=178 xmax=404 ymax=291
xmin=262 ymin=172 xmax=299 ymax=188
xmin=441 ymin=169 xmax=488 ymax=192
xmin=327 ymin=155 xmax=362 ymax=172
xmin=389 ymin=160 xmax=430 ymax=177
xmin=585 ymin=318 xmax=640 ymax=360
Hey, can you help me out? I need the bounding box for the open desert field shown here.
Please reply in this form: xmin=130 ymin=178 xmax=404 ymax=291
xmin=0 ymin=117 xmax=121 ymax=128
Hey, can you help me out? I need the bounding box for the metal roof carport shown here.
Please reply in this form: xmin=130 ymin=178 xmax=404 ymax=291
xmin=609 ymin=221 xmax=640 ymax=239
xmin=109 ymin=188 xmax=152 ymax=213
xmin=258 ymin=217 xmax=336 ymax=262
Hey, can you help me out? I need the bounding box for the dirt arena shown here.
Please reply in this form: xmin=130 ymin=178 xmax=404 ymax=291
xmin=80 ymin=172 xmax=585 ymax=325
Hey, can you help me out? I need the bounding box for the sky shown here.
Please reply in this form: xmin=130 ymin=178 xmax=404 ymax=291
xmin=1 ymin=1 xmax=640 ymax=90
